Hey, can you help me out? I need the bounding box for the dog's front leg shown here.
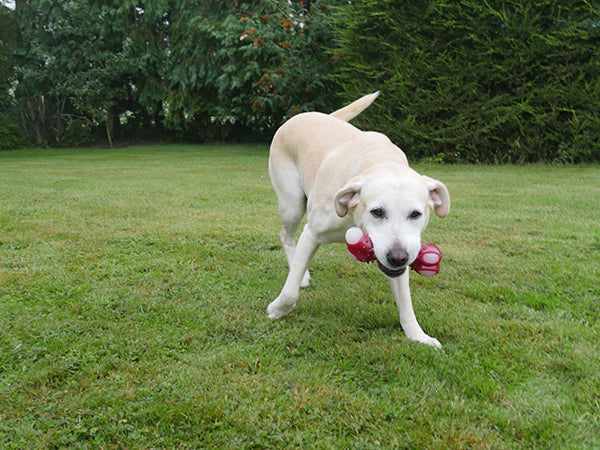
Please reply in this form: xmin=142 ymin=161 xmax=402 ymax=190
xmin=267 ymin=225 xmax=320 ymax=319
xmin=389 ymin=272 xmax=441 ymax=348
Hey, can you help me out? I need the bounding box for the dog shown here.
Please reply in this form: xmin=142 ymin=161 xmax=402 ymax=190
xmin=266 ymin=92 xmax=450 ymax=348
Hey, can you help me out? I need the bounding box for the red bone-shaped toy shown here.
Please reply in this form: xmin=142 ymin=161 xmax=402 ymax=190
xmin=345 ymin=227 xmax=442 ymax=276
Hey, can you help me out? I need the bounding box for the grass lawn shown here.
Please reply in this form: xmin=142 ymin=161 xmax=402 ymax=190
xmin=0 ymin=144 xmax=599 ymax=448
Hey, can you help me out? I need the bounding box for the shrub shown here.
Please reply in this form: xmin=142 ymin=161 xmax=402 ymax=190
xmin=0 ymin=115 xmax=24 ymax=150
xmin=334 ymin=0 xmax=600 ymax=163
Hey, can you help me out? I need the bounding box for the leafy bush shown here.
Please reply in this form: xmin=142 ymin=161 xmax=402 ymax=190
xmin=334 ymin=0 xmax=600 ymax=163
xmin=0 ymin=115 xmax=24 ymax=150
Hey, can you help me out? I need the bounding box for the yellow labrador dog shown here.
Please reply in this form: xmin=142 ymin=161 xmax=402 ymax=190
xmin=267 ymin=92 xmax=450 ymax=348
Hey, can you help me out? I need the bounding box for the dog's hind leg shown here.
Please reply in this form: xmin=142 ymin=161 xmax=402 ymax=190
xmin=269 ymin=160 xmax=311 ymax=287
xmin=267 ymin=225 xmax=319 ymax=318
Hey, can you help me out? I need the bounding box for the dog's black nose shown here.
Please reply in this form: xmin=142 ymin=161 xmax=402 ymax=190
xmin=387 ymin=247 xmax=409 ymax=268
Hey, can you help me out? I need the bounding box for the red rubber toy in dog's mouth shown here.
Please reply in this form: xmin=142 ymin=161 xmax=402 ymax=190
xmin=345 ymin=227 xmax=442 ymax=276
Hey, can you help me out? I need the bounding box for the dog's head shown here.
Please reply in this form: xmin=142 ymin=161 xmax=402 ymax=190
xmin=335 ymin=169 xmax=450 ymax=278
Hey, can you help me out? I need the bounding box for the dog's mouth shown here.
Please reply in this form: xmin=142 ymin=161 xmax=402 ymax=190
xmin=377 ymin=260 xmax=406 ymax=278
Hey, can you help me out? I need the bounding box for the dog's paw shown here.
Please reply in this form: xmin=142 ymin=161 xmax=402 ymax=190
xmin=408 ymin=333 xmax=442 ymax=349
xmin=266 ymin=300 xmax=296 ymax=319
xmin=300 ymin=271 xmax=311 ymax=288
xmin=418 ymin=335 xmax=442 ymax=349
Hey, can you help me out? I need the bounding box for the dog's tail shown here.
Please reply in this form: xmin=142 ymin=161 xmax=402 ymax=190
xmin=330 ymin=91 xmax=380 ymax=122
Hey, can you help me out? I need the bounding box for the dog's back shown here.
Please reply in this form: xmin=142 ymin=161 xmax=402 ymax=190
xmin=269 ymin=93 xmax=381 ymax=190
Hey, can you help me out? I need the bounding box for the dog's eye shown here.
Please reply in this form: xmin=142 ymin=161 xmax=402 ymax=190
xmin=370 ymin=208 xmax=385 ymax=219
xmin=409 ymin=210 xmax=422 ymax=220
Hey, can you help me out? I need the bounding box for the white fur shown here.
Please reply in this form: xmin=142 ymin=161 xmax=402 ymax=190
xmin=266 ymin=93 xmax=450 ymax=348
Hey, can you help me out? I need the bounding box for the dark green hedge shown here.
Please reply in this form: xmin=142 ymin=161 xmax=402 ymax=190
xmin=334 ymin=0 xmax=600 ymax=163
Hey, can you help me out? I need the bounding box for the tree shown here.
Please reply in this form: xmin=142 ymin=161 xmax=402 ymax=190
xmin=11 ymin=0 xmax=344 ymax=145
xmin=0 ymin=4 xmax=16 ymax=111
xmin=13 ymin=0 xmax=168 ymax=146
xmin=0 ymin=4 xmax=23 ymax=150
xmin=164 ymin=0 xmax=343 ymax=139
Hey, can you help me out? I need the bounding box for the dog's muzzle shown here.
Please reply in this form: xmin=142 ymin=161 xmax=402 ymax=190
xmin=377 ymin=260 xmax=406 ymax=278
xmin=377 ymin=245 xmax=409 ymax=278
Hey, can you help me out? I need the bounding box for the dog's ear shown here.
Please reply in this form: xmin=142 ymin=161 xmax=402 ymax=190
xmin=335 ymin=180 xmax=363 ymax=217
xmin=422 ymin=176 xmax=450 ymax=218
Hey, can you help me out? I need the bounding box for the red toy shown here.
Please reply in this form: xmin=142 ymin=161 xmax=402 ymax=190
xmin=410 ymin=242 xmax=442 ymax=276
xmin=345 ymin=227 xmax=442 ymax=276
xmin=345 ymin=227 xmax=377 ymax=263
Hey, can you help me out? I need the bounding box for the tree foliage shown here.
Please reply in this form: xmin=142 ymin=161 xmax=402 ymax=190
xmin=164 ymin=0 xmax=342 ymax=139
xmin=7 ymin=0 xmax=342 ymax=146
xmin=12 ymin=0 xmax=168 ymax=146
xmin=334 ymin=0 xmax=600 ymax=163
xmin=0 ymin=4 xmax=24 ymax=150
xmin=0 ymin=5 xmax=16 ymax=112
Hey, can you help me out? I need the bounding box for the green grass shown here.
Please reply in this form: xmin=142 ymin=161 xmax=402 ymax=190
xmin=0 ymin=145 xmax=599 ymax=448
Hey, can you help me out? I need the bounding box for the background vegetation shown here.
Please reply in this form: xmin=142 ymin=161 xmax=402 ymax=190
xmin=1 ymin=145 xmax=599 ymax=447
xmin=335 ymin=0 xmax=600 ymax=163
xmin=1 ymin=0 xmax=343 ymax=147
xmin=0 ymin=0 xmax=599 ymax=160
